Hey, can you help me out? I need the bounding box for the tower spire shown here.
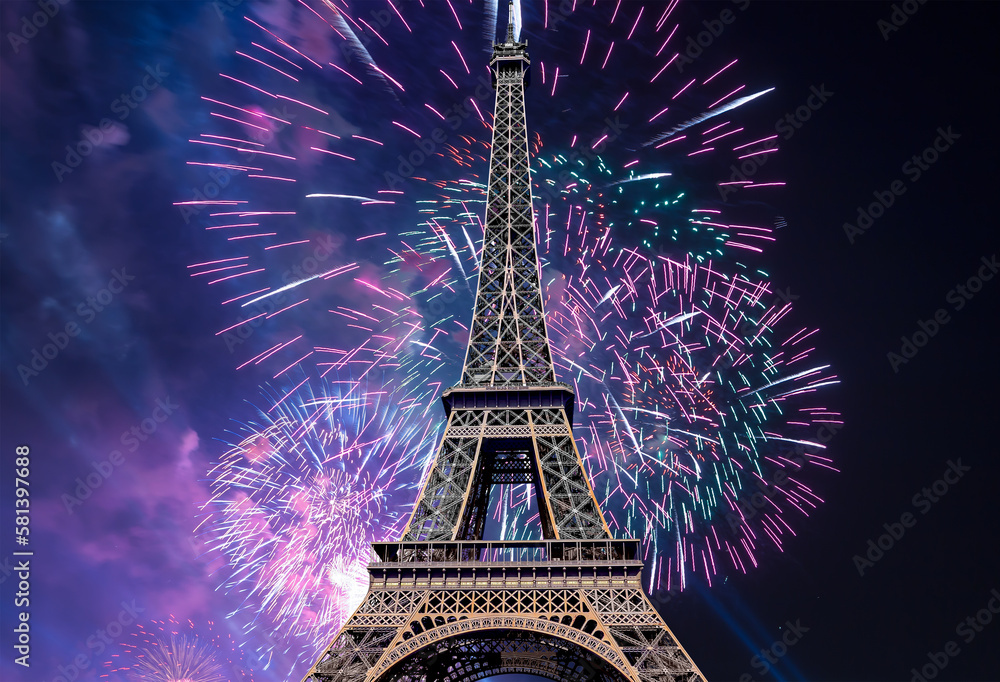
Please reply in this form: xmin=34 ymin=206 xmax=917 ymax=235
xmin=506 ymin=0 xmax=515 ymax=44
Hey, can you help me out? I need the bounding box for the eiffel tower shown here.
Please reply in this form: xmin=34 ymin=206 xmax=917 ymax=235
xmin=303 ymin=6 xmax=706 ymax=681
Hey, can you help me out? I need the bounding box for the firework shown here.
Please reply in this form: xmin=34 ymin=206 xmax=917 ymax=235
xmin=547 ymin=245 xmax=841 ymax=590
xmin=198 ymin=372 xmax=440 ymax=671
xmin=106 ymin=617 xmax=254 ymax=681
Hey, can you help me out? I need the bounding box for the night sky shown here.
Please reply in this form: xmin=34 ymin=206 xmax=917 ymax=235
xmin=2 ymin=2 xmax=998 ymax=682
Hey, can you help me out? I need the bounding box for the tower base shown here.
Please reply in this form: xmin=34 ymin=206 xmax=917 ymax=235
xmin=303 ymin=539 xmax=705 ymax=682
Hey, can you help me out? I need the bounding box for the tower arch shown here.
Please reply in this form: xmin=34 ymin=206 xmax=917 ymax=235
xmin=373 ymin=619 xmax=631 ymax=682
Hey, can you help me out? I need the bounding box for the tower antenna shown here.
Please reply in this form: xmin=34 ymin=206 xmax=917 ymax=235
xmin=507 ymin=0 xmax=515 ymax=43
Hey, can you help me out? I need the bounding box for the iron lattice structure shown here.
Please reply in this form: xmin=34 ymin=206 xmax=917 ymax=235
xmin=304 ymin=11 xmax=706 ymax=682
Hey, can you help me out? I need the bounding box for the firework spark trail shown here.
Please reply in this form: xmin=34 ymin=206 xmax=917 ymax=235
xmin=605 ymin=172 xmax=673 ymax=187
xmin=645 ymin=88 xmax=777 ymax=146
